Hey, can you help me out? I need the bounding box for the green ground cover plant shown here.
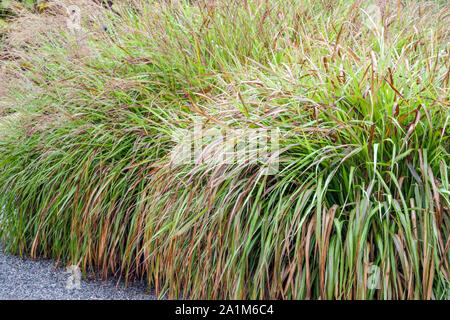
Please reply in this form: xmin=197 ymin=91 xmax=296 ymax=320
xmin=0 ymin=0 xmax=448 ymax=299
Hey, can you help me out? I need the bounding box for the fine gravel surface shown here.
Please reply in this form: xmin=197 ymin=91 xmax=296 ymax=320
xmin=0 ymin=246 xmax=156 ymax=300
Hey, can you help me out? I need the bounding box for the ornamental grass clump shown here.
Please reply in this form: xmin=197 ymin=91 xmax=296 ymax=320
xmin=0 ymin=0 xmax=448 ymax=299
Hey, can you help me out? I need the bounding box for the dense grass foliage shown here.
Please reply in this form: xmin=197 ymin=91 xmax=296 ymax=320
xmin=0 ymin=0 xmax=449 ymax=299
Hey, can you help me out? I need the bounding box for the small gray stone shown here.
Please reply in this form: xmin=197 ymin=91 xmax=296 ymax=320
xmin=0 ymin=246 xmax=156 ymax=300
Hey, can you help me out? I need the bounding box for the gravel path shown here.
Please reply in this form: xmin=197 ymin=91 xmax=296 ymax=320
xmin=0 ymin=246 xmax=156 ymax=300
